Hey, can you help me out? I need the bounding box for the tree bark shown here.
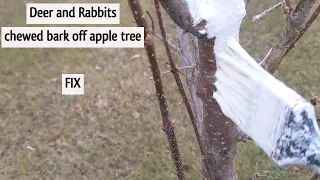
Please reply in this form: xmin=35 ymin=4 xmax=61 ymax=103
xmin=176 ymin=29 xmax=238 ymax=180
xmin=197 ymin=39 xmax=238 ymax=180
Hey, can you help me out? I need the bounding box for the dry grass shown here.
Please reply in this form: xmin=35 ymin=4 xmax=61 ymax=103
xmin=0 ymin=0 xmax=319 ymax=179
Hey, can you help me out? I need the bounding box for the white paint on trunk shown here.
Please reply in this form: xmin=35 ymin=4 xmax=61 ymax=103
xmin=185 ymin=0 xmax=320 ymax=172
xmin=185 ymin=0 xmax=246 ymax=52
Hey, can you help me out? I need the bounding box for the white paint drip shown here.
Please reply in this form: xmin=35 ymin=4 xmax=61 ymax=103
xmin=185 ymin=0 xmax=320 ymax=172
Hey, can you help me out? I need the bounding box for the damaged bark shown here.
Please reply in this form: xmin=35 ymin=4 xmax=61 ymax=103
xmin=197 ymin=38 xmax=239 ymax=180
xmin=176 ymin=28 xmax=239 ymax=180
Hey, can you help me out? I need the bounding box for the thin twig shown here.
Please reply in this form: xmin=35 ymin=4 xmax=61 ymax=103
xmin=145 ymin=11 xmax=155 ymax=31
xmin=150 ymin=31 xmax=179 ymax=52
xmin=132 ymin=19 xmax=179 ymax=52
xmin=161 ymin=65 xmax=194 ymax=77
xmin=153 ymin=0 xmax=213 ymax=179
xmin=248 ymin=172 xmax=277 ymax=179
xmin=248 ymin=173 xmax=259 ymax=180
xmin=252 ymin=2 xmax=283 ymax=22
xmin=310 ymin=173 xmax=320 ymax=180
xmin=128 ymin=1 xmax=185 ymax=179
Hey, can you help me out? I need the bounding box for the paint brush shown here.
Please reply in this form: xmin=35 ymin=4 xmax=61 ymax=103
xmin=185 ymin=0 xmax=320 ymax=172
xmin=214 ymin=38 xmax=320 ymax=172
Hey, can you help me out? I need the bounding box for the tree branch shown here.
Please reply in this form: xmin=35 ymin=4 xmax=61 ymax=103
xmin=132 ymin=19 xmax=179 ymax=52
xmin=197 ymin=38 xmax=239 ymax=180
xmin=252 ymin=2 xmax=283 ymax=22
xmin=128 ymin=1 xmax=185 ymax=179
xmin=260 ymin=0 xmax=320 ymax=73
xmin=150 ymin=30 xmax=179 ymax=52
xmin=311 ymin=173 xmax=320 ymax=180
xmin=284 ymin=1 xmax=320 ymax=56
xmin=153 ymin=0 xmax=213 ymax=178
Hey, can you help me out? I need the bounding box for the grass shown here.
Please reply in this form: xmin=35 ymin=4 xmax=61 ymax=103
xmin=0 ymin=0 xmax=319 ymax=179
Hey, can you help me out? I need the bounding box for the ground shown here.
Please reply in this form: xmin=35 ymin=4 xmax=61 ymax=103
xmin=0 ymin=0 xmax=319 ymax=179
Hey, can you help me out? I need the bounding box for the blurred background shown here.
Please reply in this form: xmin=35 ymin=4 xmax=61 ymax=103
xmin=0 ymin=0 xmax=319 ymax=179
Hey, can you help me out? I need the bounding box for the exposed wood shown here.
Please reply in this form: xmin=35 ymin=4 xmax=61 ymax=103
xmin=197 ymin=38 xmax=238 ymax=180
xmin=177 ymin=27 xmax=239 ymax=179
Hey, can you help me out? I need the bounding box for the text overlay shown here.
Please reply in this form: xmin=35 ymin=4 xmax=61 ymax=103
xmin=27 ymin=3 xmax=120 ymax=24
xmin=1 ymin=27 xmax=144 ymax=48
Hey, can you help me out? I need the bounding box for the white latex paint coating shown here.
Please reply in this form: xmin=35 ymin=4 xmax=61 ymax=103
xmin=185 ymin=0 xmax=246 ymax=52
